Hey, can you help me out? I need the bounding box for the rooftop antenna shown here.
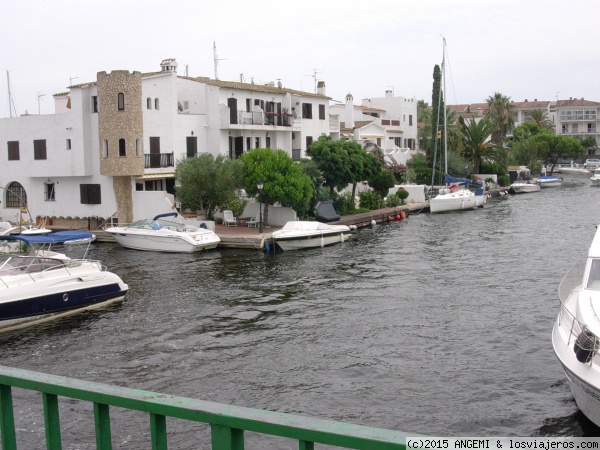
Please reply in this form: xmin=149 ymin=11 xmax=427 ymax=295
xmin=213 ymin=41 xmax=227 ymax=80
xmin=303 ymin=68 xmax=323 ymax=93
xmin=37 ymin=92 xmax=46 ymax=114
xmin=6 ymin=71 xmax=19 ymax=118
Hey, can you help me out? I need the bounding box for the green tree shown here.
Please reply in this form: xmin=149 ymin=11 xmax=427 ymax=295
xmin=431 ymin=64 xmax=444 ymax=158
xmin=459 ymin=116 xmax=507 ymax=174
xmin=531 ymin=133 xmax=584 ymax=173
xmin=367 ymin=168 xmax=396 ymax=201
xmin=299 ymin=158 xmax=328 ymax=216
xmin=241 ymin=149 xmax=313 ymax=222
xmin=485 ymin=92 xmax=514 ymax=145
xmin=175 ymin=154 xmax=243 ymax=219
xmin=528 ymin=108 xmax=554 ymax=131
xmin=406 ymin=153 xmax=432 ymax=185
xmin=417 ymin=100 xmax=432 ymax=154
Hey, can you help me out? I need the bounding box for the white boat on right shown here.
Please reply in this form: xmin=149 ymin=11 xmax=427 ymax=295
xmin=553 ymin=224 xmax=600 ymax=427
xmin=271 ymin=221 xmax=351 ymax=251
xmin=590 ymin=168 xmax=600 ymax=187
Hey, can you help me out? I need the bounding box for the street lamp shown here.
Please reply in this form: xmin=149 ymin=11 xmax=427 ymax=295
xmin=257 ymin=180 xmax=264 ymax=233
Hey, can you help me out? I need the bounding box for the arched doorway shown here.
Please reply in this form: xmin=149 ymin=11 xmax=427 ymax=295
xmin=4 ymin=182 xmax=27 ymax=208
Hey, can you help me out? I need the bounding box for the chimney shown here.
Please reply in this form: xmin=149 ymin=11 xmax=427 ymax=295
xmin=385 ymin=90 xmax=393 ymax=98
xmin=345 ymin=93 xmax=354 ymax=129
xmin=317 ymin=81 xmax=326 ymax=96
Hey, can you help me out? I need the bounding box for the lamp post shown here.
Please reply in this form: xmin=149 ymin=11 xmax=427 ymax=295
xmin=257 ymin=180 xmax=264 ymax=233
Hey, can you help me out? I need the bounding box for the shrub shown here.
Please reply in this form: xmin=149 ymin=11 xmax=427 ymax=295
xmin=396 ymin=188 xmax=409 ymax=202
xmin=386 ymin=194 xmax=401 ymax=207
xmin=359 ymin=190 xmax=383 ymax=210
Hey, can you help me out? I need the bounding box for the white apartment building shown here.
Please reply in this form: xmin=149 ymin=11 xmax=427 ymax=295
xmin=329 ymin=90 xmax=420 ymax=166
xmin=452 ymin=97 xmax=600 ymax=157
xmin=0 ymin=59 xmax=336 ymax=228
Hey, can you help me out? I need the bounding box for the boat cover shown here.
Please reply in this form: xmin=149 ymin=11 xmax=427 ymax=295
xmin=445 ymin=174 xmax=482 ymax=187
xmin=1 ymin=230 xmax=95 ymax=244
xmin=153 ymin=212 xmax=178 ymax=220
xmin=315 ymin=200 xmax=340 ymax=222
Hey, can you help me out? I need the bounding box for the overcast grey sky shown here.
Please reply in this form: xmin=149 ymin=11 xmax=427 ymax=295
xmin=1 ymin=0 xmax=599 ymax=117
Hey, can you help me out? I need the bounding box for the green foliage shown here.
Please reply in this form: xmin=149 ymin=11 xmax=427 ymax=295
xmin=417 ymin=100 xmax=433 ymax=154
xmin=531 ymin=133 xmax=584 ymax=169
xmin=241 ymin=148 xmax=313 ymax=216
xmin=396 ymin=187 xmax=409 ymax=201
xmin=485 ymin=92 xmax=515 ymax=145
xmin=358 ymin=189 xmax=383 ymax=210
xmin=385 ymin=194 xmax=401 ymax=207
xmin=497 ymin=175 xmax=511 ymax=187
xmin=333 ymin=192 xmax=358 ymax=215
xmin=407 ymin=153 xmax=433 ymax=185
xmin=175 ymin=154 xmax=244 ymax=219
xmin=367 ymin=168 xmax=396 ymax=199
xmin=459 ymin=117 xmax=507 ymax=174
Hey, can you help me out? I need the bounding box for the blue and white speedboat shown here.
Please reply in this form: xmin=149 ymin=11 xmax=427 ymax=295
xmin=0 ymin=231 xmax=128 ymax=332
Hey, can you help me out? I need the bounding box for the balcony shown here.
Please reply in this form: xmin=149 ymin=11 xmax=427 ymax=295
xmin=233 ymin=110 xmax=293 ymax=127
xmin=144 ymin=152 xmax=174 ymax=169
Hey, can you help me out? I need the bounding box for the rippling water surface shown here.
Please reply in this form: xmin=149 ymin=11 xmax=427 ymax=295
xmin=3 ymin=174 xmax=600 ymax=447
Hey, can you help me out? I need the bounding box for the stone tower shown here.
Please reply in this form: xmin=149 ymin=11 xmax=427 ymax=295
xmin=97 ymin=70 xmax=144 ymax=225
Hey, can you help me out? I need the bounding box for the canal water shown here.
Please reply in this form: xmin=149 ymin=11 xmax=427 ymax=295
xmin=2 ymin=173 xmax=600 ymax=448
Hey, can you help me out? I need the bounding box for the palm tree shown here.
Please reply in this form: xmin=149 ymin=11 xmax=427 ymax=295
xmin=528 ymin=108 xmax=554 ymax=131
xmin=486 ymin=92 xmax=515 ymax=145
xmin=460 ymin=117 xmax=507 ymax=174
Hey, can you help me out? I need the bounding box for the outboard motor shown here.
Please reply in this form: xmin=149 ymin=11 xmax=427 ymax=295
xmin=574 ymin=327 xmax=596 ymax=363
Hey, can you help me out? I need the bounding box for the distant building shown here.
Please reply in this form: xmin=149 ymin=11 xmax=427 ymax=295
xmin=0 ymin=59 xmax=337 ymax=227
xmin=450 ymin=98 xmax=600 ymax=157
xmin=329 ymin=90 xmax=420 ymax=167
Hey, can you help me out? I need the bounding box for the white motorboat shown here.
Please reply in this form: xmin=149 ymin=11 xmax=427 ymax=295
xmin=0 ymin=231 xmax=128 ymax=333
xmin=271 ymin=221 xmax=351 ymax=251
xmin=553 ymin=224 xmax=600 ymax=427
xmin=590 ymin=169 xmax=600 ymax=187
xmin=105 ymin=212 xmax=220 ymax=253
xmin=508 ymin=181 xmax=541 ymax=194
xmin=537 ymin=175 xmax=562 ymax=188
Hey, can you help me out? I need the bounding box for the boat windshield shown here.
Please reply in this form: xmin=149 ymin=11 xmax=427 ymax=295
xmin=586 ymin=259 xmax=600 ymax=290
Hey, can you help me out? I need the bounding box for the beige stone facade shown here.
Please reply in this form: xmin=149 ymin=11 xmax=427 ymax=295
xmin=97 ymin=70 xmax=145 ymax=225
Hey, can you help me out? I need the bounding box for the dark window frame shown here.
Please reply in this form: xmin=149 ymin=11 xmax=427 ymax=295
xmin=118 ymin=93 xmax=125 ymax=111
xmin=118 ymin=138 xmax=126 ymax=157
xmin=34 ymin=139 xmax=47 ymax=160
xmin=80 ymin=184 xmax=101 ymax=204
xmin=302 ymin=103 xmax=313 ymax=119
xmin=7 ymin=141 xmax=19 ymax=161
xmin=319 ymin=104 xmax=325 ymax=120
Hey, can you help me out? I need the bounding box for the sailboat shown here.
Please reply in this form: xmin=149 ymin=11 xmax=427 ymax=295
xmin=429 ymin=39 xmax=486 ymax=214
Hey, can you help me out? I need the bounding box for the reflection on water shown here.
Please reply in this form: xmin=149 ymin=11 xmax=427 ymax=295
xmin=1 ymin=174 xmax=600 ymax=445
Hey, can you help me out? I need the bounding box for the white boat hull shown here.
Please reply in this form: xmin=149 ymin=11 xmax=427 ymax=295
xmin=509 ymin=182 xmax=541 ymax=194
xmin=0 ymin=259 xmax=128 ymax=333
xmin=106 ymin=227 xmax=220 ymax=253
xmin=591 ymin=177 xmax=600 ymax=187
xmin=272 ymin=221 xmax=351 ymax=251
xmin=429 ymin=189 xmax=486 ymax=213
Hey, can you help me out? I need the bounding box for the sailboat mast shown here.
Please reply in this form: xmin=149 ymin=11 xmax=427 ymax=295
xmin=442 ymin=38 xmax=448 ymax=184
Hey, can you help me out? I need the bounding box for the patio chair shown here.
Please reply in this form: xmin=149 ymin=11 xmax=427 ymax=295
xmin=247 ymin=212 xmax=261 ymax=228
xmin=223 ymin=210 xmax=237 ymax=227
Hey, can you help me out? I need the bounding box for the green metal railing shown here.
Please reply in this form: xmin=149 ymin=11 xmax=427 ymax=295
xmin=0 ymin=365 xmax=410 ymax=449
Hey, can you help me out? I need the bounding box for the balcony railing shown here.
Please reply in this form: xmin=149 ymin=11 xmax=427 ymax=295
xmin=0 ymin=365 xmax=411 ymax=449
xmin=145 ymin=152 xmax=174 ymax=169
xmin=234 ymin=110 xmax=293 ymax=127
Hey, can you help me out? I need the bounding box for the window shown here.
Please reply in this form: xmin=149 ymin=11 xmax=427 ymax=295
xmin=246 ymin=137 xmax=251 ymax=151
xmin=154 ymin=98 xmax=159 ymax=110
xmin=382 ymin=119 xmax=391 ymax=126
xmin=5 ymin=182 xmax=26 ymax=208
xmin=7 ymin=141 xmax=19 ymax=160
xmin=66 ymin=139 xmax=71 ymax=150
xmin=409 ymin=115 xmax=413 ymax=126
xmin=92 ymin=96 xmax=98 ymax=113
xmin=102 ymin=139 xmax=108 ymax=158
xmin=319 ymin=104 xmax=325 ymax=120
xmin=306 ymin=136 xmax=313 ymax=148
xmin=266 ymin=137 xmax=271 ymax=149
xmin=391 ymin=120 xmax=400 ymax=126
xmin=302 ymin=103 xmax=313 ymax=119
xmin=394 ymin=137 xmax=402 ymax=147
xmin=255 ymin=137 xmax=260 ymax=148
xmin=34 ymin=139 xmax=47 ymax=160
xmin=147 ymin=97 xmax=152 ymax=109
xmin=118 ymin=93 xmax=125 ymax=110
xmin=119 ymin=138 xmax=126 ymax=157
xmin=136 ymin=138 xmax=142 ymax=156
xmin=44 ymin=183 xmax=55 ymax=201
xmin=80 ymin=184 xmax=101 ymax=204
